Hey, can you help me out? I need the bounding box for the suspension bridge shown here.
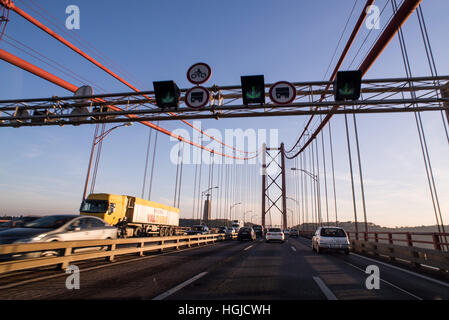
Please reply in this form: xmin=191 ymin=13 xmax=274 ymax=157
xmin=0 ymin=0 xmax=448 ymax=300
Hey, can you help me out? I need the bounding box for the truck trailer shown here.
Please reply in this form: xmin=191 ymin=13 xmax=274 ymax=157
xmin=80 ymin=193 xmax=185 ymax=237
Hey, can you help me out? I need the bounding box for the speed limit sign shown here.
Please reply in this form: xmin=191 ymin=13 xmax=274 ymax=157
xmin=187 ymin=62 xmax=212 ymax=85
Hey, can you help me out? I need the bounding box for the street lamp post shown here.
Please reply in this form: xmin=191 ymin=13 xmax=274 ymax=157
xmin=82 ymin=123 xmax=132 ymax=201
xmin=200 ymin=186 xmax=218 ymax=223
xmin=229 ymin=202 xmax=241 ymax=224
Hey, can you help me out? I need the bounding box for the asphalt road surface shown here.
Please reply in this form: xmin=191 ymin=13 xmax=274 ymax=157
xmin=0 ymin=236 xmax=448 ymax=300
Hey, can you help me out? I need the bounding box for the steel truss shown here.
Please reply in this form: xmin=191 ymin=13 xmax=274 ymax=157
xmin=261 ymin=144 xmax=287 ymax=230
xmin=0 ymin=75 xmax=448 ymax=127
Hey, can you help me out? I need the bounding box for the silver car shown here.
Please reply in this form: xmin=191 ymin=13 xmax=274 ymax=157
xmin=0 ymin=215 xmax=117 ymax=259
xmin=0 ymin=215 xmax=117 ymax=244
xmin=312 ymin=226 xmax=350 ymax=254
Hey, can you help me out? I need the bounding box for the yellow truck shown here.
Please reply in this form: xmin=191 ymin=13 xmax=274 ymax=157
xmin=80 ymin=193 xmax=185 ymax=237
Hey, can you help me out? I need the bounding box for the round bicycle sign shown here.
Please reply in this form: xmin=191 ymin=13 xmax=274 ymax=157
xmin=187 ymin=62 xmax=212 ymax=85
xmin=185 ymin=86 xmax=210 ymax=109
xmin=269 ymin=81 xmax=296 ymax=105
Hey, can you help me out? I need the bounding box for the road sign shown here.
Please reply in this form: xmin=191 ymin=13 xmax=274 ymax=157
xmin=153 ymin=80 xmax=181 ymax=109
xmin=185 ymin=86 xmax=210 ymax=109
xmin=334 ymin=70 xmax=362 ymax=101
xmin=269 ymin=81 xmax=296 ymax=105
xmin=241 ymin=75 xmax=265 ymax=105
xmin=187 ymin=62 xmax=212 ymax=85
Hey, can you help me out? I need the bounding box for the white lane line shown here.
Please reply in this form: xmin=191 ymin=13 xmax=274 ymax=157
xmin=343 ymin=261 xmax=423 ymax=300
xmin=291 ymin=246 xmax=297 ymax=252
xmin=350 ymin=253 xmax=449 ymax=289
xmin=244 ymin=244 xmax=255 ymax=251
xmin=313 ymin=276 xmax=338 ymax=300
xmin=152 ymin=272 xmax=208 ymax=300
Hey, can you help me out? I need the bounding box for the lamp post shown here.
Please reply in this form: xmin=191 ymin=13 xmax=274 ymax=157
xmin=243 ymin=210 xmax=253 ymax=226
xmin=229 ymin=202 xmax=241 ymax=224
xmin=200 ymin=186 xmax=218 ymax=223
xmin=82 ymin=122 xmax=132 ymax=201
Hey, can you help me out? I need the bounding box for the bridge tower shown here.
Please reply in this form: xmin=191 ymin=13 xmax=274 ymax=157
xmin=261 ymin=143 xmax=287 ymax=230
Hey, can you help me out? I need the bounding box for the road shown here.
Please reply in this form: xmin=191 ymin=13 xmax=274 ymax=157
xmin=0 ymin=236 xmax=447 ymax=300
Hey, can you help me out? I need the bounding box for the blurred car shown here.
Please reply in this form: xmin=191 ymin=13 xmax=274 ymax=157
xmin=186 ymin=225 xmax=210 ymax=235
xmin=289 ymin=229 xmax=299 ymax=237
xmin=252 ymin=225 xmax=264 ymax=237
xmin=283 ymin=229 xmax=290 ymax=236
xmin=312 ymin=226 xmax=350 ymax=254
xmin=0 ymin=215 xmax=117 ymax=260
xmin=237 ymin=227 xmax=256 ymax=241
xmin=265 ymin=228 xmax=285 ymax=243
xmin=217 ymin=226 xmax=227 ymax=234
xmin=0 ymin=215 xmax=117 ymax=245
xmin=0 ymin=216 xmax=40 ymax=231
xmin=225 ymin=227 xmax=237 ymax=239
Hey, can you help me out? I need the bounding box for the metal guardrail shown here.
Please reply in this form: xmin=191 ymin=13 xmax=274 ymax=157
xmin=0 ymin=234 xmax=225 ymax=274
xmin=347 ymin=231 xmax=449 ymax=251
xmin=299 ymin=230 xmax=449 ymax=272
xmin=350 ymin=240 xmax=449 ymax=272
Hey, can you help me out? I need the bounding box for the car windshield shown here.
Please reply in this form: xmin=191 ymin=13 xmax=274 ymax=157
xmin=320 ymin=228 xmax=346 ymax=237
xmin=192 ymin=226 xmax=205 ymax=231
xmin=268 ymin=228 xmax=281 ymax=232
xmin=24 ymin=216 xmax=74 ymax=229
xmin=80 ymin=200 xmax=109 ymax=213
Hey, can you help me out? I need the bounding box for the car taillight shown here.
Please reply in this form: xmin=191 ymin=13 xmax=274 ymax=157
xmin=266 ymin=233 xmax=271 ymax=236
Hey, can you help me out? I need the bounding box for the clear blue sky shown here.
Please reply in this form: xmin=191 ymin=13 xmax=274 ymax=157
xmin=1 ymin=0 xmax=449 ymax=228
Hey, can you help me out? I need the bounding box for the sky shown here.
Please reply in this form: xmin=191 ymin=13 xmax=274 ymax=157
xmin=1 ymin=0 xmax=449 ymax=228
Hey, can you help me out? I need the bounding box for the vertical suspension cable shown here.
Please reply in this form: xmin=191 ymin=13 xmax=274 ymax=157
xmin=147 ymin=121 xmax=159 ymax=201
xmin=314 ymin=138 xmax=322 ymax=226
xmin=176 ymin=143 xmax=184 ymax=208
xmin=344 ymin=108 xmax=359 ymax=238
xmin=352 ymin=109 xmax=369 ymax=234
xmin=392 ymin=0 xmax=447 ymax=249
xmin=320 ymin=115 xmax=330 ymax=226
xmin=173 ymin=141 xmax=181 ymax=207
xmin=328 ymin=120 xmax=339 ymax=226
xmin=141 ymin=128 xmax=153 ymax=199
xmin=90 ymin=123 xmax=105 ymax=194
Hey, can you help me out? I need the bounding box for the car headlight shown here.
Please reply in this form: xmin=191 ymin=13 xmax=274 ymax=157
xmin=14 ymin=234 xmax=47 ymax=243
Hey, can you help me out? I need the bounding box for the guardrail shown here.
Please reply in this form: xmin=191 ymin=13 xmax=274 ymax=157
xmin=0 ymin=234 xmax=225 ymax=274
xmin=299 ymin=230 xmax=449 ymax=272
xmin=347 ymin=231 xmax=449 ymax=252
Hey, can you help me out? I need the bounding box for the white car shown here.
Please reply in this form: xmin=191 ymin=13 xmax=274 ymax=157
xmin=312 ymin=226 xmax=350 ymax=254
xmin=265 ymin=228 xmax=285 ymax=243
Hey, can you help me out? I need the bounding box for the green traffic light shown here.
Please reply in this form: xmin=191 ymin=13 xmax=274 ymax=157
xmin=246 ymin=86 xmax=261 ymax=100
xmin=338 ymin=83 xmax=355 ymax=96
xmin=161 ymin=92 xmax=174 ymax=104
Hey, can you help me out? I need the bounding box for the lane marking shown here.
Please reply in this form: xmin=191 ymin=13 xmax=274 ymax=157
xmin=350 ymin=253 xmax=449 ymax=289
xmin=343 ymin=261 xmax=422 ymax=300
xmin=0 ymin=240 xmax=232 ymax=290
xmin=291 ymin=246 xmax=297 ymax=252
xmin=313 ymin=276 xmax=338 ymax=300
xmin=152 ymin=271 xmax=208 ymax=300
xmin=244 ymin=244 xmax=255 ymax=251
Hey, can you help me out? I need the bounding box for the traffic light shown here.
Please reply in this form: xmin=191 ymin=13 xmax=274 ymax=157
xmin=334 ymin=70 xmax=362 ymax=101
xmin=153 ymin=80 xmax=181 ymax=109
xmin=241 ymin=75 xmax=265 ymax=105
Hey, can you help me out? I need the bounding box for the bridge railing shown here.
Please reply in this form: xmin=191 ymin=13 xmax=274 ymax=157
xmin=347 ymin=231 xmax=449 ymax=252
xmin=0 ymin=234 xmax=225 ymax=275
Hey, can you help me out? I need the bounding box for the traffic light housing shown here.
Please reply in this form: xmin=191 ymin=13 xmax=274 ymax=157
xmin=334 ymin=70 xmax=362 ymax=101
xmin=241 ymin=75 xmax=265 ymax=105
xmin=153 ymin=80 xmax=181 ymax=109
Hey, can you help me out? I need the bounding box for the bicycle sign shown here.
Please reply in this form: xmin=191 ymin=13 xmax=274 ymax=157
xmin=187 ymin=62 xmax=212 ymax=85
xmin=269 ymin=81 xmax=296 ymax=105
xmin=185 ymin=86 xmax=210 ymax=109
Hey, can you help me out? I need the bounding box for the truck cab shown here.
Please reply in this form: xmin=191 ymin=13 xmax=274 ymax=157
xmin=80 ymin=193 xmax=127 ymax=225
